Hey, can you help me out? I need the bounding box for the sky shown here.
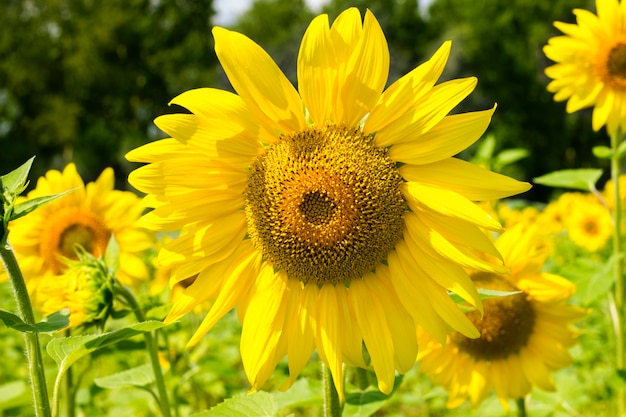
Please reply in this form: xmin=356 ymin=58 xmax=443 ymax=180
xmin=213 ymin=0 xmax=330 ymax=25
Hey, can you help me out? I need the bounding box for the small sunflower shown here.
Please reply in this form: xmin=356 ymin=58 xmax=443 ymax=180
xmin=8 ymin=163 xmax=153 ymax=302
xmin=417 ymin=224 xmax=585 ymax=409
xmin=127 ymin=8 xmax=530 ymax=397
xmin=565 ymin=198 xmax=613 ymax=252
xmin=544 ymin=0 xmax=626 ymax=134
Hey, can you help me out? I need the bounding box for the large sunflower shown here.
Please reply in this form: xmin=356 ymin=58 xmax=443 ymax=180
xmin=126 ymin=8 xmax=530 ymax=397
xmin=417 ymin=224 xmax=585 ymax=409
xmin=544 ymin=0 xmax=626 ymax=134
xmin=8 ymin=163 xmax=153 ymax=302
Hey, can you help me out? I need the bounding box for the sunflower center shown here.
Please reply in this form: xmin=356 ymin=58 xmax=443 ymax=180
xmin=40 ymin=208 xmax=112 ymax=274
xmin=245 ymin=125 xmax=407 ymax=284
xmin=451 ymin=272 xmax=536 ymax=361
xmin=605 ymin=43 xmax=626 ymax=89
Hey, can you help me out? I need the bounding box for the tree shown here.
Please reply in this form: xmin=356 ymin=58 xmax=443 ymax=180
xmin=0 ymin=0 xmax=217 ymax=187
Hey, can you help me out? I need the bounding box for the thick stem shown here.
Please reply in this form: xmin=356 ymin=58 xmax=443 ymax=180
xmin=0 ymin=242 xmax=52 ymax=417
xmin=114 ymin=285 xmax=172 ymax=417
xmin=64 ymin=330 xmax=76 ymax=417
xmin=322 ymin=362 xmax=342 ymax=417
xmin=611 ymin=128 xmax=625 ymax=416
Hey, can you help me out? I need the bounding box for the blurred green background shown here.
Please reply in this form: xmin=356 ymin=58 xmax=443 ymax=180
xmin=0 ymin=0 xmax=602 ymax=201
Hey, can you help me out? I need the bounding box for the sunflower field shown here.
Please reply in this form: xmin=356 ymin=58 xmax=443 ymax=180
xmin=1 ymin=0 xmax=625 ymax=416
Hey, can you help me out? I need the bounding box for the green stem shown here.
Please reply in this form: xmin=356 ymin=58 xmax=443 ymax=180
xmin=611 ymin=128 xmax=626 ymax=416
xmin=516 ymin=397 xmax=527 ymax=417
xmin=64 ymin=330 xmax=75 ymax=417
xmin=322 ymin=362 xmax=342 ymax=417
xmin=114 ymin=285 xmax=172 ymax=417
xmin=0 ymin=242 xmax=51 ymax=417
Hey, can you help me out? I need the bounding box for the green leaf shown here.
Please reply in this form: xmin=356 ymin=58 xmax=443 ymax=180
xmin=495 ymin=148 xmax=529 ymax=168
xmin=94 ymin=364 xmax=155 ymax=389
xmin=272 ymin=378 xmax=322 ymax=409
xmin=533 ymin=169 xmax=603 ymax=191
xmin=0 ymin=380 xmax=30 ymax=410
xmin=10 ymin=188 xmax=77 ymax=222
xmin=191 ymin=392 xmax=277 ymax=417
xmin=593 ymin=145 xmax=613 ymax=159
xmin=0 ymin=309 xmax=70 ymax=333
xmin=576 ymin=254 xmax=620 ymax=305
xmin=0 ymin=157 xmax=35 ymax=196
xmin=474 ymin=134 xmax=496 ymax=161
xmin=46 ymin=320 xmax=164 ymax=380
xmin=343 ymin=389 xmax=390 ymax=417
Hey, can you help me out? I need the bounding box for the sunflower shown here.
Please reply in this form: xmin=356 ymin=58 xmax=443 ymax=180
xmin=7 ymin=163 xmax=153 ymax=303
xmin=565 ymin=197 xmax=613 ymax=252
xmin=126 ymin=8 xmax=530 ymax=397
xmin=417 ymin=224 xmax=585 ymax=409
xmin=544 ymin=0 xmax=626 ymax=134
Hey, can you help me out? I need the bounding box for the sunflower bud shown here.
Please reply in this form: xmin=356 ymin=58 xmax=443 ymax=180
xmin=39 ymin=247 xmax=114 ymax=329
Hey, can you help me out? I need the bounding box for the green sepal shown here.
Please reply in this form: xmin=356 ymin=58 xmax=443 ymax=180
xmin=593 ymin=145 xmax=613 ymax=159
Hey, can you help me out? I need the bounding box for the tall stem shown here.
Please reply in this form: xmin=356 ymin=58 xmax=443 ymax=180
xmin=64 ymin=329 xmax=76 ymax=417
xmin=610 ymin=128 xmax=625 ymax=416
xmin=0 ymin=242 xmax=51 ymax=417
xmin=114 ymin=285 xmax=172 ymax=417
xmin=322 ymin=362 xmax=342 ymax=417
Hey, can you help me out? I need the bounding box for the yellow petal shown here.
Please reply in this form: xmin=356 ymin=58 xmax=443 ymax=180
xmin=186 ymin=244 xmax=262 ymax=346
xmin=372 ymin=77 xmax=477 ymax=147
xmin=349 ymin=277 xmax=396 ymax=394
xmin=241 ymin=268 xmax=289 ymax=389
xmin=337 ymin=9 xmax=389 ymax=126
xmin=386 ymin=249 xmax=447 ymax=344
xmin=368 ymin=267 xmax=418 ymax=373
xmin=297 ymin=14 xmax=333 ymax=124
xmin=314 ymin=283 xmax=346 ymax=402
xmin=402 ymin=182 xmax=503 ymax=231
xmin=280 ymin=281 xmax=317 ymax=391
xmin=366 ymin=41 xmax=451 ymax=135
xmin=400 ymin=158 xmax=531 ymax=201
xmin=519 ymin=348 xmax=555 ymax=391
xmin=213 ymin=27 xmax=305 ymax=133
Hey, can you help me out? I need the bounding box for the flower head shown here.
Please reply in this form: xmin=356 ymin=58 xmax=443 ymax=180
xmin=417 ymin=225 xmax=585 ymax=409
xmin=7 ymin=163 xmax=153 ymax=301
xmin=127 ymin=8 xmax=530 ymax=397
xmin=39 ymin=247 xmax=114 ymax=329
xmin=544 ymin=0 xmax=626 ymax=134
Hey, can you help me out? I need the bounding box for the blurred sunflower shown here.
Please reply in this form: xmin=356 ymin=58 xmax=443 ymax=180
xmin=566 ymin=198 xmax=612 ymax=251
xmin=8 ymin=163 xmax=153 ymax=302
xmin=126 ymin=8 xmax=530 ymax=397
xmin=417 ymin=225 xmax=585 ymax=409
xmin=544 ymin=0 xmax=626 ymax=134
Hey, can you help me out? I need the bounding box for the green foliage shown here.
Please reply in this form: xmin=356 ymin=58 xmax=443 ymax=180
xmin=191 ymin=392 xmax=277 ymax=417
xmin=94 ymin=364 xmax=155 ymax=389
xmin=0 ymin=0 xmax=217 ymax=187
xmin=427 ymin=0 xmax=605 ymax=201
xmin=0 ymin=309 xmax=70 ymax=333
xmin=533 ymin=168 xmax=603 ymax=191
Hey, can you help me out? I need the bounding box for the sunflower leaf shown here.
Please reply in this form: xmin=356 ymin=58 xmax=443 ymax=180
xmin=494 ymin=148 xmax=529 ymax=170
xmin=190 ymin=392 xmax=277 ymax=417
xmin=10 ymin=188 xmax=78 ymax=222
xmin=94 ymin=363 xmax=155 ymax=389
xmin=0 ymin=309 xmax=70 ymax=333
xmin=533 ymin=169 xmax=603 ymax=191
xmin=617 ymin=141 xmax=626 ymax=158
xmin=0 ymin=157 xmax=34 ymax=198
xmin=46 ymin=320 xmax=164 ymax=383
xmin=593 ymin=145 xmax=613 ymax=159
